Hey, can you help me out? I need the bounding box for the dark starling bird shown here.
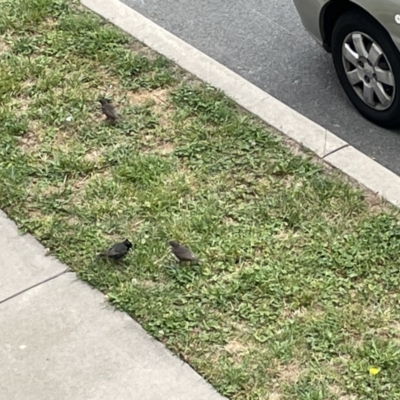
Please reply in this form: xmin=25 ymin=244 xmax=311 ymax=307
xmin=99 ymin=98 xmax=120 ymax=121
xmin=97 ymin=239 xmax=132 ymax=261
xmin=168 ymin=240 xmax=199 ymax=263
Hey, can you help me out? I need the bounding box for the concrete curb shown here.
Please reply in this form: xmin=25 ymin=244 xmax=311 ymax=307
xmin=82 ymin=0 xmax=400 ymax=207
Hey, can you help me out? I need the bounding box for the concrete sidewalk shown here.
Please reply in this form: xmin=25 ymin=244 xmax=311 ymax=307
xmin=0 ymin=211 xmax=226 ymax=400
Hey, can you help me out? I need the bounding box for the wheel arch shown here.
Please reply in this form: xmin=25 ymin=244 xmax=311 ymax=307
xmin=320 ymin=0 xmax=396 ymax=53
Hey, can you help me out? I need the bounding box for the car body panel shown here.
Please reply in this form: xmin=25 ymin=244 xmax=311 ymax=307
xmin=293 ymin=0 xmax=400 ymax=51
xmin=293 ymin=0 xmax=329 ymax=45
xmin=353 ymin=0 xmax=400 ymax=50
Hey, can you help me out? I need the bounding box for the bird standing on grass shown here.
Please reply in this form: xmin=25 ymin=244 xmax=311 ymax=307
xmin=97 ymin=239 xmax=132 ymax=261
xmin=168 ymin=240 xmax=199 ymax=263
xmin=99 ymin=98 xmax=120 ymax=122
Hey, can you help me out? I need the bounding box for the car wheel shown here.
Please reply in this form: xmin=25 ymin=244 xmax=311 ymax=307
xmin=331 ymin=10 xmax=400 ymax=128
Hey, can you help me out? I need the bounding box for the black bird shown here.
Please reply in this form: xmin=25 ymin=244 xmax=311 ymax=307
xmin=99 ymin=98 xmax=120 ymax=121
xmin=168 ymin=240 xmax=199 ymax=263
xmin=97 ymin=239 xmax=132 ymax=261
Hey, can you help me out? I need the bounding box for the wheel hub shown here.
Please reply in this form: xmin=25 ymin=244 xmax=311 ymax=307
xmin=362 ymin=61 xmax=374 ymax=79
xmin=357 ymin=58 xmax=375 ymax=84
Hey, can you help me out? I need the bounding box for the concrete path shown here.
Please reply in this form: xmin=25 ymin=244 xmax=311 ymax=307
xmin=0 ymin=211 xmax=226 ymax=400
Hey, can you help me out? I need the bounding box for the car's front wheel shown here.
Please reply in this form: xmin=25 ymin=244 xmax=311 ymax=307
xmin=332 ymin=10 xmax=400 ymax=128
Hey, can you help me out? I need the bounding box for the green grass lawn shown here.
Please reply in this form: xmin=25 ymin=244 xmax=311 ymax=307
xmin=2 ymin=0 xmax=400 ymax=398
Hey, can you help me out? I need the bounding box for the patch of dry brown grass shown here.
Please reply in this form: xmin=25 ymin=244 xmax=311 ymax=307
xmin=0 ymin=37 xmax=10 ymax=53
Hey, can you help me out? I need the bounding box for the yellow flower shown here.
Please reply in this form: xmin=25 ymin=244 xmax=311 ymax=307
xmin=369 ymin=367 xmax=380 ymax=375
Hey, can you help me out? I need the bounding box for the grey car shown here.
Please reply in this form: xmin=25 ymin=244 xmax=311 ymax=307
xmin=293 ymin=0 xmax=400 ymax=128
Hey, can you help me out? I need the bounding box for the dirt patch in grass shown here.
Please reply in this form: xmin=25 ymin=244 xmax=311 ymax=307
xmin=84 ymin=148 xmax=104 ymax=163
xmin=0 ymin=38 xmax=10 ymax=53
xmin=14 ymin=93 xmax=32 ymax=113
xmin=155 ymin=142 xmax=175 ymax=155
xmin=362 ymin=189 xmax=388 ymax=213
xmin=27 ymin=208 xmax=47 ymax=220
xmin=19 ymin=120 xmax=44 ymax=151
xmin=125 ymin=87 xmax=169 ymax=105
xmin=268 ymin=393 xmax=282 ymax=400
xmin=128 ymin=39 xmax=158 ymax=59
xmin=277 ymin=361 xmax=305 ymax=384
xmin=224 ymin=339 xmax=247 ymax=354
xmin=19 ymin=131 xmax=39 ymax=151
xmin=328 ymin=385 xmax=358 ymax=400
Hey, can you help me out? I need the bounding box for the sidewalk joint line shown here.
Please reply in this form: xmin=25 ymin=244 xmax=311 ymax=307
xmin=322 ymin=144 xmax=350 ymax=159
xmin=0 ymin=267 xmax=70 ymax=305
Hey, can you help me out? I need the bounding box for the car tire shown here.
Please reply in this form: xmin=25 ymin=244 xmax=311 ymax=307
xmin=331 ymin=10 xmax=400 ymax=128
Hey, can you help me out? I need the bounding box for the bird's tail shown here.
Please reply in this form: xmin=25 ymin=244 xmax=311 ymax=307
xmin=96 ymin=252 xmax=107 ymax=260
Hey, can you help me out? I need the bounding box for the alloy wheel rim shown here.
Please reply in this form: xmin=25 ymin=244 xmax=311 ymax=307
xmin=341 ymin=31 xmax=395 ymax=111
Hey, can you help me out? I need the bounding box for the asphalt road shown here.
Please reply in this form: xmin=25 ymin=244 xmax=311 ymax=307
xmin=121 ymin=0 xmax=400 ymax=175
